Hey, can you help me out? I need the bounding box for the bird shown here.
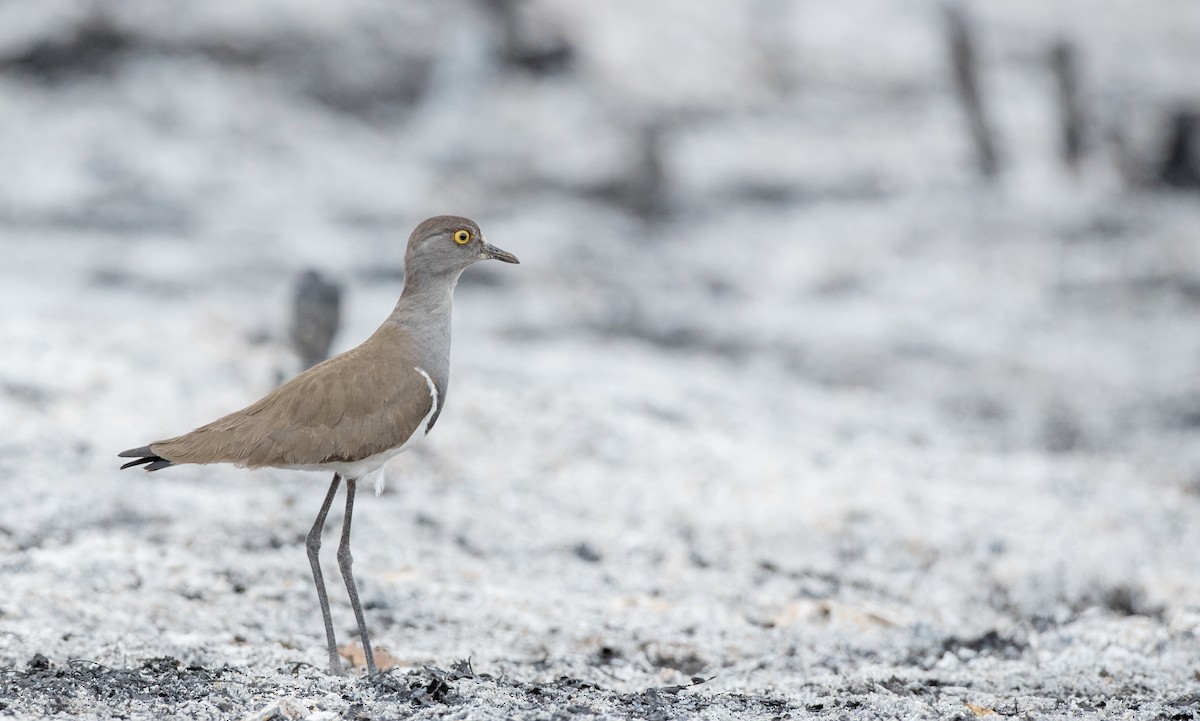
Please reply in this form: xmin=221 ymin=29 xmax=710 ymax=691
xmin=118 ymin=216 xmax=519 ymax=676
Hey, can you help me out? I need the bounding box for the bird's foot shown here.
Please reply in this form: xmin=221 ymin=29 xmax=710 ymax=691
xmin=327 ymin=656 xmax=347 ymax=677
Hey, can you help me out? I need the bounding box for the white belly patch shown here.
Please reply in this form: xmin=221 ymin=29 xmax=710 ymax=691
xmin=371 ymin=366 xmax=439 ymax=495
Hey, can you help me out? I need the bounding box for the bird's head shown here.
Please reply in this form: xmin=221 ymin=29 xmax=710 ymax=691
xmin=404 ymin=215 xmax=519 ymax=284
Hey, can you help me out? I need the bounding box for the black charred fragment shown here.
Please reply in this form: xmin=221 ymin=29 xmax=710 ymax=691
xmin=940 ymin=629 xmax=1028 ymax=660
xmin=0 ymin=19 xmax=133 ymax=81
xmin=1159 ymin=109 xmax=1200 ymax=189
xmin=448 ymin=658 xmax=475 ymax=679
xmin=290 ymin=269 xmax=343 ymax=370
xmin=657 ymin=675 xmax=714 ymax=695
xmin=571 ymin=542 xmax=603 ymax=563
xmin=373 ymin=659 xmax=475 ymax=707
xmin=372 ymin=659 xmax=789 ymax=719
xmin=478 ymin=0 xmax=575 ymax=76
xmin=0 ymin=655 xmax=231 ymax=716
xmin=592 ymin=645 xmax=622 ymax=666
xmin=5 ymin=653 xmax=792 ymax=717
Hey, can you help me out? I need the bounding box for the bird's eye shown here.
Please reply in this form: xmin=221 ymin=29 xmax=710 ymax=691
xmin=453 ymin=229 xmax=471 ymax=245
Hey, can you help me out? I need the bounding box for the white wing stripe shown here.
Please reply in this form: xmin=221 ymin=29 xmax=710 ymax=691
xmin=374 ymin=366 xmax=439 ymax=496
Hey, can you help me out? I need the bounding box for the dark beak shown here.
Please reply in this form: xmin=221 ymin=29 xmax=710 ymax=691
xmin=483 ymin=243 xmax=520 ymax=264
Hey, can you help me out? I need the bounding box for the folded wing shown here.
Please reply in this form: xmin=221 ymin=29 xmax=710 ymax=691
xmin=123 ymin=326 xmax=439 ymax=470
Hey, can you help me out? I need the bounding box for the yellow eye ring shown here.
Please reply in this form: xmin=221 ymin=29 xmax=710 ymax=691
xmin=453 ymin=229 xmax=472 ymax=245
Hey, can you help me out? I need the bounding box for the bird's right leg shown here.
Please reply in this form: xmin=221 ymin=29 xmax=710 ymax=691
xmin=307 ymin=473 xmax=344 ymax=674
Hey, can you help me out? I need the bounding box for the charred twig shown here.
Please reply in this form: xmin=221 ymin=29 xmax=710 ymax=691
xmin=1050 ymin=39 xmax=1086 ymax=172
xmin=944 ymin=5 xmax=1000 ymax=178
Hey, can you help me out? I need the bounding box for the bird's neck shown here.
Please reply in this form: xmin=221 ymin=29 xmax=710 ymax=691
xmin=399 ymin=266 xmax=463 ymax=303
xmin=388 ymin=269 xmax=460 ymax=367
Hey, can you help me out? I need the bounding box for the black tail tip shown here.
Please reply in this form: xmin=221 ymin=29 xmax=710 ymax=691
xmin=118 ymin=446 xmax=174 ymax=472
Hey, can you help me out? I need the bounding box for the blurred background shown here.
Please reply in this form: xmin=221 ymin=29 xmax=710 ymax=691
xmin=2 ymin=0 xmax=1200 ymax=714
xmin=2 ymin=0 xmax=1197 ymax=460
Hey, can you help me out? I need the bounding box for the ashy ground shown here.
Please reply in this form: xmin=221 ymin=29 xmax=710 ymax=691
xmin=1 ymin=1 xmax=1199 ymax=719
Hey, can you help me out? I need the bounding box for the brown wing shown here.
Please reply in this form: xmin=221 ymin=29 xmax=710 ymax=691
xmin=146 ymin=326 xmax=436 ymax=469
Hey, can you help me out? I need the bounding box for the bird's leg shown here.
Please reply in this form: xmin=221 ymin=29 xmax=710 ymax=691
xmin=307 ymin=473 xmax=344 ymax=675
xmin=337 ymin=477 xmax=377 ymax=676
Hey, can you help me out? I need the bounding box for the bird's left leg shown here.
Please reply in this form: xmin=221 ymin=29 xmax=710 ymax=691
xmin=337 ymin=477 xmax=377 ymax=676
xmin=307 ymin=473 xmax=344 ymax=674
